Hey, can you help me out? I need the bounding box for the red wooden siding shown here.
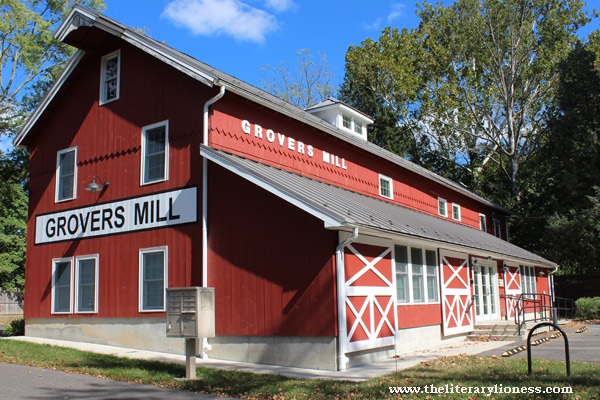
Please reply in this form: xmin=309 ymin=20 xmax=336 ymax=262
xmin=397 ymin=304 xmax=442 ymax=329
xmin=207 ymin=165 xmax=338 ymax=337
xmin=209 ymin=96 xmax=505 ymax=232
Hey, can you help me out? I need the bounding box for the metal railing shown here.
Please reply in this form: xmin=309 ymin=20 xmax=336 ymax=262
xmin=554 ymin=296 xmax=575 ymax=320
xmin=514 ymin=293 xmax=554 ymax=335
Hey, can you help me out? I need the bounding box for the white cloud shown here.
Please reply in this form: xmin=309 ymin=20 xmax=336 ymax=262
xmin=162 ymin=0 xmax=279 ymax=43
xmin=388 ymin=3 xmax=407 ymax=22
xmin=264 ymin=0 xmax=295 ymax=12
xmin=363 ymin=18 xmax=382 ymax=31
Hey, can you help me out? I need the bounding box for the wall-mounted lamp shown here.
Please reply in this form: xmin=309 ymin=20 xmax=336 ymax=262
xmin=487 ymin=256 xmax=493 ymax=261
xmin=503 ymin=264 xmax=509 ymax=273
xmin=85 ymin=175 xmax=109 ymax=194
xmin=538 ymin=270 xmax=546 ymax=277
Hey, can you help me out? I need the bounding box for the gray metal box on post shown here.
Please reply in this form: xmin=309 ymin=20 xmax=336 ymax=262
xmin=166 ymin=287 xmax=215 ymax=338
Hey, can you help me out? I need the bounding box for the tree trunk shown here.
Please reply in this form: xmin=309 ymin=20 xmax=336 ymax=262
xmin=511 ymin=156 xmax=520 ymax=202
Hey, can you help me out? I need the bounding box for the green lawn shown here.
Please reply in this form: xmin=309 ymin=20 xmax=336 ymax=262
xmin=0 ymin=339 xmax=598 ymax=399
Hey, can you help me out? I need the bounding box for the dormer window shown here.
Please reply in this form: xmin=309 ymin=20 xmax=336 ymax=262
xmin=452 ymin=203 xmax=461 ymax=221
xmin=100 ymin=50 xmax=120 ymax=105
xmin=438 ymin=198 xmax=448 ymax=217
xmin=305 ymin=98 xmax=373 ymax=141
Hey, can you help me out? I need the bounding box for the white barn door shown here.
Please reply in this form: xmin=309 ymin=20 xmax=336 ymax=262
xmin=439 ymin=250 xmax=474 ymax=335
xmin=343 ymin=242 xmax=397 ymax=353
xmin=504 ymin=263 xmax=522 ymax=320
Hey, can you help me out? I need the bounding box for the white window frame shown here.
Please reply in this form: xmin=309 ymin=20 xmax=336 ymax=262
xmin=479 ymin=214 xmax=487 ymax=232
xmin=99 ymin=49 xmax=121 ymax=105
xmin=139 ymin=246 xmax=168 ymax=312
xmin=438 ymin=197 xmax=448 ymax=217
xmin=452 ymin=203 xmax=461 ymax=221
xmin=140 ymin=120 xmax=169 ymax=186
xmin=379 ymin=174 xmax=393 ymax=199
xmin=75 ymin=255 xmax=99 ymax=314
xmin=52 ymin=257 xmax=73 ymax=314
xmin=395 ymin=244 xmax=440 ymax=305
xmin=55 ymin=147 xmax=77 ymax=203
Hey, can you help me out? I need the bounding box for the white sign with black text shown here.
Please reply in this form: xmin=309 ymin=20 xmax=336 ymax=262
xmin=35 ymin=187 xmax=197 ymax=244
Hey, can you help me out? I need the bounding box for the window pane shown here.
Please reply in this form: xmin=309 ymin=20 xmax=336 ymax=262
xmin=380 ymin=177 xmax=390 ymax=198
xmin=411 ymin=248 xmax=424 ymax=302
xmin=58 ymin=150 xmax=75 ymax=200
xmin=343 ymin=115 xmax=351 ymax=129
xmin=103 ymin=54 xmax=119 ymax=102
xmin=142 ymin=251 xmax=165 ymax=310
xmin=438 ymin=199 xmax=447 ymax=216
xmin=54 ymin=262 xmax=71 ymax=313
xmin=354 ymin=121 xmax=362 ymax=133
xmin=144 ymin=126 xmax=166 ymax=183
xmin=395 ymin=245 xmax=409 ymax=303
xmin=78 ymin=259 xmax=96 ymax=312
xmin=426 ymin=250 xmax=438 ymax=302
xmin=453 ymin=204 xmax=460 ymax=220
xmin=479 ymin=215 xmax=486 ymax=231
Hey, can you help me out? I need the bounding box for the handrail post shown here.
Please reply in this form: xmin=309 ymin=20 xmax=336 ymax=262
xmin=527 ymin=322 xmax=570 ymax=377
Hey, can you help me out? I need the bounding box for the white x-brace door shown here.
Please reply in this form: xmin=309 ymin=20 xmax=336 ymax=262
xmin=440 ymin=250 xmax=474 ymax=335
xmin=343 ymin=242 xmax=397 ymax=353
xmin=504 ymin=263 xmax=522 ymax=320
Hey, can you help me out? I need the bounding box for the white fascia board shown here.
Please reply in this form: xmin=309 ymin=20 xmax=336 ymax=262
xmin=200 ymin=147 xmax=344 ymax=229
xmin=54 ymin=5 xmax=97 ymax=41
xmin=13 ymin=51 xmax=85 ymax=147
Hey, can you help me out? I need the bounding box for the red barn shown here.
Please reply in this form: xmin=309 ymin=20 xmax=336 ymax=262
xmin=13 ymin=6 xmax=556 ymax=370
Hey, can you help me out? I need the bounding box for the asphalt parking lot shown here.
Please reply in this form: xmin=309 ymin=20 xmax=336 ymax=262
xmin=480 ymin=323 xmax=600 ymax=363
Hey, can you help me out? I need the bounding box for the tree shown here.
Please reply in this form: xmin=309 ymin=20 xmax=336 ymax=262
xmin=0 ymin=148 xmax=28 ymax=298
xmin=261 ymin=49 xmax=336 ymax=109
xmin=510 ymin=36 xmax=600 ymax=275
xmin=1 ymin=0 xmax=105 ymax=137
xmin=341 ymin=0 xmax=594 ymax=203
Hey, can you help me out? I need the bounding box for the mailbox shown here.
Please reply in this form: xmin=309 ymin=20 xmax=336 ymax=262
xmin=166 ymin=287 xmax=215 ymax=338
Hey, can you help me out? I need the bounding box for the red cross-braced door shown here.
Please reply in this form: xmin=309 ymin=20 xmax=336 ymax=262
xmin=504 ymin=263 xmax=522 ymax=320
xmin=440 ymin=250 xmax=474 ymax=335
xmin=343 ymin=243 xmax=397 ymax=353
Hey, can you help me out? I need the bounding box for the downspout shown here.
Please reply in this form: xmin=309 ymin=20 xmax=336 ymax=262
xmin=548 ymin=266 xmax=559 ymax=324
xmin=201 ymin=82 xmax=226 ymax=358
xmin=335 ymin=226 xmax=358 ymax=370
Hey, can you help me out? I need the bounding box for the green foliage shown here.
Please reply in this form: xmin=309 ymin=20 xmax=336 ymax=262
xmin=575 ymin=297 xmax=600 ymax=320
xmin=340 ymin=0 xmax=594 ymax=202
xmin=260 ymin=49 xmax=336 ymax=109
xmin=0 ymin=0 xmax=106 ymax=137
xmin=0 ymin=148 xmax=28 ymax=297
xmin=2 ymin=318 xmax=25 ymax=336
xmin=510 ymin=37 xmax=600 ymax=275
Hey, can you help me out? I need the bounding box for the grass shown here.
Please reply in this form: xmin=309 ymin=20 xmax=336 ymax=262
xmin=0 ymin=339 xmax=599 ymax=399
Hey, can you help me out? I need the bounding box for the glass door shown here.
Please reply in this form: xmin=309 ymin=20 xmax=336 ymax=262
xmin=474 ymin=263 xmax=499 ymax=321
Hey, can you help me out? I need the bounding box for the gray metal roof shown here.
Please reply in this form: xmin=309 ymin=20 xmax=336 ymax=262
xmin=201 ymin=146 xmax=555 ymax=267
xmin=13 ymin=5 xmax=510 ymax=215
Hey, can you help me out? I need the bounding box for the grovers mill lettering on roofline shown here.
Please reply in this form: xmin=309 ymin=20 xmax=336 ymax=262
xmin=241 ymin=119 xmax=347 ymax=170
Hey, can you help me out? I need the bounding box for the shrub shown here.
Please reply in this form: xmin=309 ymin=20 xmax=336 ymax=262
xmin=575 ymin=297 xmax=600 ymax=320
xmin=2 ymin=318 xmax=25 ymax=336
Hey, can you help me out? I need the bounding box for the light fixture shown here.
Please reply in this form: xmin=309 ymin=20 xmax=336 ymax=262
xmin=503 ymin=264 xmax=509 ymax=273
xmin=538 ymin=270 xmax=546 ymax=277
xmin=85 ymin=175 xmax=109 ymax=194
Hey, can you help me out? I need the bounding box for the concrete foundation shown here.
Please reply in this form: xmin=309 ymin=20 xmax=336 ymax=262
xmin=395 ymin=325 xmax=464 ymax=354
xmin=25 ymin=318 xmax=338 ymax=370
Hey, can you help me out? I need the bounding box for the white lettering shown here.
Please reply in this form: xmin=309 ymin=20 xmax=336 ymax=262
xmin=342 ymin=158 xmax=347 ymax=170
xmin=288 ymin=137 xmax=295 ymax=151
xmin=242 ymin=120 xmax=251 ymax=135
xmin=323 ymin=151 xmax=330 ymax=164
xmin=254 ymin=124 xmax=263 ymax=139
xmin=335 ymin=155 xmax=341 ymax=168
xmin=277 ymin=133 xmax=286 ymax=147
xmin=266 ymin=129 xmax=275 ymax=143
xmin=298 ymin=141 xmax=305 ymax=155
xmin=307 ymin=145 xmax=314 ymax=158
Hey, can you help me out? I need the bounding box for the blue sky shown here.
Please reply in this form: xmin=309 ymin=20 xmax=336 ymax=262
xmin=102 ymin=0 xmax=425 ymax=90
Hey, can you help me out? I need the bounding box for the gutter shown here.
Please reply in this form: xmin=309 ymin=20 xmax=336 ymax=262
xmin=200 ymin=83 xmax=226 ymax=358
xmin=335 ymin=226 xmax=359 ymax=370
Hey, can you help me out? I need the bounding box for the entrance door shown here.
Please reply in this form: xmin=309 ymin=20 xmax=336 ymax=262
xmin=473 ymin=262 xmax=499 ymax=322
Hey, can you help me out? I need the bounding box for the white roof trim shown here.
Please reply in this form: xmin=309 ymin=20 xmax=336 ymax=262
xmin=200 ymin=145 xmax=344 ymax=229
xmin=13 ymin=50 xmax=85 ymax=147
